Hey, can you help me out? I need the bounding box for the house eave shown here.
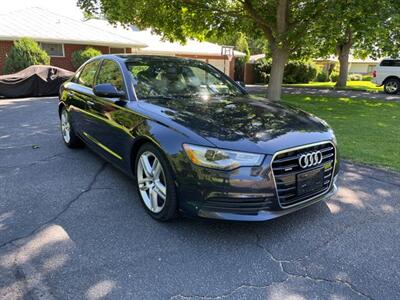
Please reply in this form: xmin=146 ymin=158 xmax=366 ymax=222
xmin=0 ymin=36 xmax=147 ymax=48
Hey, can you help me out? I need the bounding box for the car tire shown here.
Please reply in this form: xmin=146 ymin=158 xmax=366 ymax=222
xmin=135 ymin=143 xmax=178 ymax=221
xmin=384 ymin=78 xmax=400 ymax=94
xmin=60 ymin=106 xmax=83 ymax=148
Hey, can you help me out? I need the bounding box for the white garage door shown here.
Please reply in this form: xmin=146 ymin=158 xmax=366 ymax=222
xmin=208 ymin=59 xmax=230 ymax=75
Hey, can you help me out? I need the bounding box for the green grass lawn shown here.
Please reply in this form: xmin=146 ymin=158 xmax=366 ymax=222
xmin=284 ymin=81 xmax=383 ymax=92
xmin=281 ymin=95 xmax=399 ymax=171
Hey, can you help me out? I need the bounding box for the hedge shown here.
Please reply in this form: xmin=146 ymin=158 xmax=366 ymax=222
xmin=3 ymin=38 xmax=50 ymax=74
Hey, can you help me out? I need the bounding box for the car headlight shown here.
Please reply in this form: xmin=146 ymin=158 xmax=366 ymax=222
xmin=183 ymin=144 xmax=264 ymax=170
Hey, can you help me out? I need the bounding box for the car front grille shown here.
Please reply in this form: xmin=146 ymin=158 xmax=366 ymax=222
xmin=271 ymin=142 xmax=336 ymax=208
xmin=202 ymin=197 xmax=274 ymax=215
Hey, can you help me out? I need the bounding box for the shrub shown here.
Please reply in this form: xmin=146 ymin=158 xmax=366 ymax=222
xmin=283 ymin=61 xmax=317 ymax=84
xmin=3 ymin=38 xmax=50 ymax=74
xmin=315 ymin=70 xmax=330 ymax=82
xmin=330 ymin=71 xmax=339 ymax=82
xmin=254 ymin=58 xmax=271 ymax=83
xmin=349 ymin=73 xmax=363 ymax=81
xmin=254 ymin=59 xmax=317 ymax=84
xmin=71 ymin=47 xmax=102 ymax=69
xmin=362 ymin=75 xmax=373 ymax=81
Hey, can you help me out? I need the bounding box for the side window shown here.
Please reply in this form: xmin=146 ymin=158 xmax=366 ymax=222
xmin=78 ymin=60 xmax=100 ymax=88
xmin=380 ymin=60 xmax=400 ymax=67
xmin=96 ymin=60 xmax=125 ymax=91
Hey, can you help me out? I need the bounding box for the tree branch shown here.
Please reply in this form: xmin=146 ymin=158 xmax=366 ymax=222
xmin=276 ymin=0 xmax=289 ymax=34
xmin=241 ymin=0 xmax=275 ymax=42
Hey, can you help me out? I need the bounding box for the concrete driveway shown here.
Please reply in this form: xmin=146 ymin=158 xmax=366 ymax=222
xmin=1 ymin=97 xmax=399 ymax=300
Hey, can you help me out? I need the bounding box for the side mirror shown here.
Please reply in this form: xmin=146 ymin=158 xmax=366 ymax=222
xmin=236 ymin=81 xmax=246 ymax=88
xmin=93 ymin=83 xmax=125 ymax=99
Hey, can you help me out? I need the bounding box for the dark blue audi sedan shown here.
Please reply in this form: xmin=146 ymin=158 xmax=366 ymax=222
xmin=59 ymin=55 xmax=339 ymax=221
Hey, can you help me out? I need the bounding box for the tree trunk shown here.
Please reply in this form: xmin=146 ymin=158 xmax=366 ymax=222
xmin=336 ymin=45 xmax=351 ymax=87
xmin=335 ymin=29 xmax=353 ymax=88
xmin=267 ymin=47 xmax=289 ymax=101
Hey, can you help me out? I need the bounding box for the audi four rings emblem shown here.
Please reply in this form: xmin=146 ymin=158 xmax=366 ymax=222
xmin=299 ymin=151 xmax=323 ymax=169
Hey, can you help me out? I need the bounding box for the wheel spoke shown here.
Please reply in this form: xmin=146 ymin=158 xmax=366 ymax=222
xmin=150 ymin=186 xmax=159 ymax=211
xmin=65 ymin=130 xmax=70 ymax=142
xmin=154 ymin=182 xmax=166 ymax=200
xmin=139 ymin=155 xmax=153 ymax=177
xmin=152 ymin=159 xmax=162 ymax=178
xmin=138 ymin=177 xmax=153 ymax=184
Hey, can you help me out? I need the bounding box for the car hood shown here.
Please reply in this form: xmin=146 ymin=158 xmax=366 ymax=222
xmin=137 ymin=95 xmax=334 ymax=154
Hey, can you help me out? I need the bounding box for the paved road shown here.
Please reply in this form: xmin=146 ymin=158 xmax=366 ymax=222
xmin=1 ymin=97 xmax=399 ymax=300
xmin=246 ymin=85 xmax=400 ymax=102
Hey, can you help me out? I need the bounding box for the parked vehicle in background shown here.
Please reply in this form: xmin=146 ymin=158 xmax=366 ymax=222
xmin=0 ymin=65 xmax=73 ymax=98
xmin=58 ymin=54 xmax=339 ymax=222
xmin=372 ymin=59 xmax=400 ymax=94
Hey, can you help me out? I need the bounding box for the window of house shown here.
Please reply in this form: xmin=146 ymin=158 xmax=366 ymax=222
xmin=40 ymin=43 xmax=64 ymax=57
xmin=110 ymin=47 xmax=126 ymax=54
xmin=78 ymin=60 xmax=101 ymax=88
xmin=96 ymin=59 xmax=125 ymax=92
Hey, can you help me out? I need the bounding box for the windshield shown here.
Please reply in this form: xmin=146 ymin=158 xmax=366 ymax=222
xmin=126 ymin=59 xmax=244 ymax=99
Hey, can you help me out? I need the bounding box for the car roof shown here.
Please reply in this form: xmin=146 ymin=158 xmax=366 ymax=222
xmin=96 ymin=54 xmax=199 ymax=64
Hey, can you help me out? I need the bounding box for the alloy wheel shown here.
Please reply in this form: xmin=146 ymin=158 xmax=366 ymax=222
xmin=137 ymin=151 xmax=167 ymax=213
xmin=386 ymin=81 xmax=398 ymax=93
xmin=61 ymin=109 xmax=71 ymax=143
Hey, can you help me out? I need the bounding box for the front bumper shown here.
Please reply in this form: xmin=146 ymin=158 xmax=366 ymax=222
xmin=196 ymin=183 xmax=337 ymax=221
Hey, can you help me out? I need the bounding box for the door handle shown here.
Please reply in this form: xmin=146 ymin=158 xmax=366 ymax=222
xmin=87 ymin=101 xmax=95 ymax=106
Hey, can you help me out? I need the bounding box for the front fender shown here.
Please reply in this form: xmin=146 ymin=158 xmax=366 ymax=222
xmin=129 ymin=119 xmax=214 ymax=178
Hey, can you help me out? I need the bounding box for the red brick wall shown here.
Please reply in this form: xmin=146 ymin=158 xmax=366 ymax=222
xmin=51 ymin=44 xmax=110 ymax=71
xmin=0 ymin=41 xmax=14 ymax=74
xmin=0 ymin=41 xmax=110 ymax=74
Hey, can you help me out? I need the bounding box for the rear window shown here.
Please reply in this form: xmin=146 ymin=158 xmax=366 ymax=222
xmin=380 ymin=59 xmax=400 ymax=67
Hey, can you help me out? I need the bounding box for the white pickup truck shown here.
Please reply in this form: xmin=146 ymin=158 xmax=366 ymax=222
xmin=372 ymin=59 xmax=400 ymax=94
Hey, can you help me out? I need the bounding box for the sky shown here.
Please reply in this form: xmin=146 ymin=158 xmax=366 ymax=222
xmin=1 ymin=0 xmax=84 ymax=19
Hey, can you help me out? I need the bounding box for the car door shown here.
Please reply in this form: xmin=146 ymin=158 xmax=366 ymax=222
xmin=86 ymin=59 xmax=138 ymax=170
xmin=68 ymin=59 xmax=101 ymax=136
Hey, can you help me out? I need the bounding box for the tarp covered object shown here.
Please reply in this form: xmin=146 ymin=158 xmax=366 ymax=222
xmin=0 ymin=65 xmax=74 ymax=98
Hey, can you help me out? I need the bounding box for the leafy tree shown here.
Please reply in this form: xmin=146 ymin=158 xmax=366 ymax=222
xmin=3 ymin=38 xmax=50 ymax=74
xmin=314 ymin=0 xmax=400 ymax=87
xmin=235 ymin=33 xmax=250 ymax=62
xmin=78 ymin=0 xmax=330 ymax=101
xmin=71 ymin=47 xmax=102 ymax=69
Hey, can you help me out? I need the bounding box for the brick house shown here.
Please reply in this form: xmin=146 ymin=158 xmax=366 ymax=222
xmin=0 ymin=8 xmax=244 ymax=77
xmin=0 ymin=8 xmax=146 ymax=74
